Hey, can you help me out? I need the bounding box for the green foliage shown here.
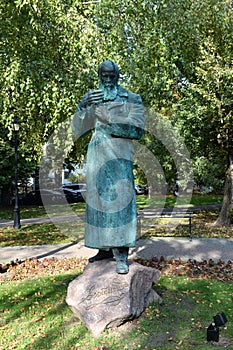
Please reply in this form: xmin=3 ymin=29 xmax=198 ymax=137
xmin=1 ymin=0 xmax=233 ymax=216
xmin=0 ymin=0 xmax=100 ymax=190
xmin=0 ymin=134 xmax=14 ymax=189
xmin=193 ymin=156 xmax=225 ymax=192
xmin=155 ymin=0 xmax=233 ymax=213
xmin=68 ymin=173 xmax=86 ymax=184
xmin=156 ymin=0 xmax=233 ymax=149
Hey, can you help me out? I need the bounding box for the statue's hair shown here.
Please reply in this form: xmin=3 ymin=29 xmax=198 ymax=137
xmin=98 ymin=60 xmax=119 ymax=79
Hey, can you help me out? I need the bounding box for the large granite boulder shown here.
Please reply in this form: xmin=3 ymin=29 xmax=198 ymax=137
xmin=66 ymin=260 xmax=161 ymax=336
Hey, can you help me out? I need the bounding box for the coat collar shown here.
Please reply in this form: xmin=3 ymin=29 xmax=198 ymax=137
xmin=117 ymin=86 xmax=128 ymax=97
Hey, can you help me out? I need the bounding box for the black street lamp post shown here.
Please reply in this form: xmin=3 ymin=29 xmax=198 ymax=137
xmin=13 ymin=116 xmax=21 ymax=229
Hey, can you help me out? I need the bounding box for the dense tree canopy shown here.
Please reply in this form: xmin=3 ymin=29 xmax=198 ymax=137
xmin=156 ymin=0 xmax=233 ymax=224
xmin=0 ymin=0 xmax=98 ymax=202
xmin=0 ymin=0 xmax=232 ymax=223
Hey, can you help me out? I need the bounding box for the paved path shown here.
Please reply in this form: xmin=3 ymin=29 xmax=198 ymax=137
xmin=1 ymin=237 xmax=232 ymax=264
xmin=1 ymin=204 xmax=232 ymax=264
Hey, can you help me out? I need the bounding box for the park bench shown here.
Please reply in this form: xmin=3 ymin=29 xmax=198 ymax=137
xmin=137 ymin=209 xmax=193 ymax=241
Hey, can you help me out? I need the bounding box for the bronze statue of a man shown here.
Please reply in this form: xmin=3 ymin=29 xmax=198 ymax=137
xmin=72 ymin=60 xmax=144 ymax=274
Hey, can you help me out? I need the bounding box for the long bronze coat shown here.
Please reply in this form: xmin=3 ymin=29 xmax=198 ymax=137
xmin=72 ymin=86 xmax=144 ymax=249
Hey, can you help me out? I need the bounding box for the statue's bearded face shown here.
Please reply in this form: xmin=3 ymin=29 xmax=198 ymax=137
xmin=99 ymin=66 xmax=118 ymax=101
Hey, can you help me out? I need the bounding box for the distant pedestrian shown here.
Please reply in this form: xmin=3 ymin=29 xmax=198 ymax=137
xmin=174 ymin=182 xmax=180 ymax=197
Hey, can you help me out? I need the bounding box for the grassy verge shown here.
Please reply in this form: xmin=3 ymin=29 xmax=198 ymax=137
xmin=141 ymin=209 xmax=233 ymax=239
xmin=0 ymin=202 xmax=86 ymax=220
xmin=136 ymin=194 xmax=223 ymax=210
xmin=0 ymin=195 xmax=223 ymax=221
xmin=0 ymin=260 xmax=232 ymax=350
xmin=0 ymin=223 xmax=72 ymax=246
xmin=1 ymin=208 xmax=232 ymax=247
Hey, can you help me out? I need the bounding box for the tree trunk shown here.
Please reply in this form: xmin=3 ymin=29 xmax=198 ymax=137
xmin=214 ymin=151 xmax=233 ymax=226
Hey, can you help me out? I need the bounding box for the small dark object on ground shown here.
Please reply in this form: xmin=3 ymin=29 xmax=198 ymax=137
xmin=207 ymin=324 xmax=219 ymax=342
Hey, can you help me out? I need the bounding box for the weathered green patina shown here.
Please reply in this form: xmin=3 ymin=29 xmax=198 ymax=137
xmin=72 ymin=60 xmax=144 ymax=252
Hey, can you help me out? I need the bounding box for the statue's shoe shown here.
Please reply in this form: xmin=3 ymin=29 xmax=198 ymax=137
xmin=88 ymin=249 xmax=113 ymax=263
xmin=116 ymin=260 xmax=129 ymax=274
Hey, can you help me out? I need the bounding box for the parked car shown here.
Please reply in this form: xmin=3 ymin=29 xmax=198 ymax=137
xmin=135 ymin=184 xmax=147 ymax=195
xmin=59 ymin=183 xmax=86 ymax=203
xmin=57 ymin=187 xmax=84 ymax=203
xmin=12 ymin=189 xmax=63 ymax=206
xmin=62 ymin=183 xmax=86 ymax=191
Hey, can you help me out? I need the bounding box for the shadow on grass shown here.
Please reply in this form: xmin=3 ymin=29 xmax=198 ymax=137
xmin=0 ymin=272 xmax=87 ymax=349
xmin=0 ymin=223 xmax=74 ymax=246
xmin=1 ymin=272 xmax=233 ymax=349
xmin=117 ymin=277 xmax=233 ymax=349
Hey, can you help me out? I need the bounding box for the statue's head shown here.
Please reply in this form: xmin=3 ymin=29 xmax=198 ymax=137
xmin=98 ymin=60 xmax=119 ymax=89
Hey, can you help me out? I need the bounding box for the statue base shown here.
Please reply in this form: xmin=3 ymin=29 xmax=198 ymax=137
xmin=66 ymin=259 xmax=162 ymax=336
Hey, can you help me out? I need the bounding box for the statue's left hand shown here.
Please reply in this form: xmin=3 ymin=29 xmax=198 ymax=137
xmin=95 ymin=105 xmax=109 ymax=123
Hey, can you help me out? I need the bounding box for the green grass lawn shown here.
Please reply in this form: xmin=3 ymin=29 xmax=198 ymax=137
xmin=1 ymin=209 xmax=232 ymax=248
xmin=0 ymin=194 xmax=232 ymax=247
xmin=0 ymin=194 xmax=223 ymax=220
xmin=136 ymin=193 xmax=223 ymax=210
xmin=0 ymin=223 xmax=72 ymax=246
xmin=0 ymin=267 xmax=232 ymax=350
xmin=0 ymin=202 xmax=86 ymax=220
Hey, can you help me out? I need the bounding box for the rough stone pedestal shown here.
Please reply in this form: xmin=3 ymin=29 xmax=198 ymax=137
xmin=66 ymin=260 xmax=161 ymax=336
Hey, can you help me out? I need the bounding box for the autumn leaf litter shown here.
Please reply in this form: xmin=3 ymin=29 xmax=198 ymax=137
xmin=0 ymin=256 xmax=232 ymax=282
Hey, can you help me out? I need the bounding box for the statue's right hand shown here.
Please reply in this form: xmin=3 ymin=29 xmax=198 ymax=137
xmin=84 ymin=90 xmax=104 ymax=106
